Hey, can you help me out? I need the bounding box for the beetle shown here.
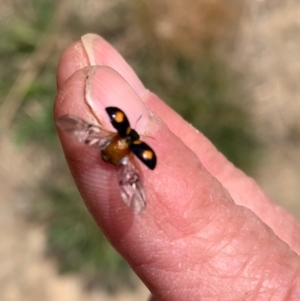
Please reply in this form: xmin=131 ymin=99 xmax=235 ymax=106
xmin=56 ymin=107 xmax=156 ymax=214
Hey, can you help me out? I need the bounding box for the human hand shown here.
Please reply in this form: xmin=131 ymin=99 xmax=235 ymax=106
xmin=54 ymin=33 xmax=300 ymax=300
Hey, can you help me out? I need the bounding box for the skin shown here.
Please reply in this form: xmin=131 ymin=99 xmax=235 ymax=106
xmin=54 ymin=34 xmax=300 ymax=300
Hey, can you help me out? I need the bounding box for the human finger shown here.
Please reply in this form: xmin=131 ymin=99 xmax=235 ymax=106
xmin=56 ymin=34 xmax=300 ymax=254
xmin=55 ymin=66 xmax=300 ymax=300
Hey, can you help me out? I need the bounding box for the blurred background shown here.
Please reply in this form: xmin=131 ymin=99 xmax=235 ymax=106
xmin=0 ymin=0 xmax=299 ymax=300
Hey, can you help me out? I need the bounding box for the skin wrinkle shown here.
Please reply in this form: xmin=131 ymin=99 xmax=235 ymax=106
xmin=245 ymin=246 xmax=279 ymax=283
xmin=163 ymin=285 xmax=202 ymax=300
xmin=137 ymin=256 xmax=186 ymax=274
xmin=155 ymin=194 xmax=218 ymax=245
xmin=122 ymin=232 xmax=169 ymax=267
xmin=140 ymin=270 xmax=185 ymax=299
xmin=211 ymin=230 xmax=248 ymax=276
xmin=133 ymin=232 xmax=212 ymax=283
xmin=141 ymin=231 xmax=298 ymax=295
xmin=130 ymin=254 xmax=162 ymax=272
xmin=285 ymin=270 xmax=299 ymax=300
xmin=239 ymin=229 xmax=263 ymax=276
xmin=247 ymin=252 xmax=289 ymax=299
xmin=254 ymin=284 xmax=275 ymax=301
xmin=137 ymin=226 xmax=254 ymax=296
xmin=158 ymin=186 xmax=202 ymax=235
xmin=192 ymin=202 xmax=236 ymax=242
xmin=145 ymin=204 xmax=292 ymax=298
xmin=269 ymin=248 xmax=294 ymax=289
xmin=199 ymin=218 xmax=292 ymax=293
xmin=190 ymin=194 xmax=235 ymax=238
xmin=145 ymin=269 xmax=207 ymax=301
xmin=207 ymin=249 xmax=244 ymax=281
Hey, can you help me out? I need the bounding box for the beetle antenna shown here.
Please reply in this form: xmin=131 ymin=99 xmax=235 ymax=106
xmin=135 ymin=114 xmax=142 ymax=128
xmin=135 ymin=115 xmax=155 ymax=140
xmin=146 ymin=135 xmax=155 ymax=140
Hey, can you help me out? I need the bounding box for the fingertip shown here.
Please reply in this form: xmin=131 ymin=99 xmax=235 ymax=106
xmin=84 ymin=65 xmax=151 ymax=133
xmin=80 ymin=34 xmax=107 ymax=66
xmin=57 ymin=33 xmax=147 ymax=102
xmin=81 ymin=33 xmax=146 ymax=96
xmin=54 ymin=67 xmax=90 ymax=119
xmin=56 ymin=41 xmax=89 ymax=89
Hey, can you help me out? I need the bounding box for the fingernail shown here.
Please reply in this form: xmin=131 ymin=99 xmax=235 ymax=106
xmin=81 ymin=33 xmax=146 ymax=97
xmin=81 ymin=33 xmax=100 ymax=65
xmin=84 ymin=65 xmax=150 ymax=133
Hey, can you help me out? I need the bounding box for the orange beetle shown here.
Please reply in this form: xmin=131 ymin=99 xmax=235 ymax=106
xmin=56 ymin=107 xmax=156 ymax=214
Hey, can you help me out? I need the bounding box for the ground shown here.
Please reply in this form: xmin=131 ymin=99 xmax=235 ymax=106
xmin=0 ymin=0 xmax=300 ymax=300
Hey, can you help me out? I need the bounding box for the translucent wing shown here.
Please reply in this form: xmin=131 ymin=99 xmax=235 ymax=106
xmin=116 ymin=157 xmax=146 ymax=214
xmin=56 ymin=115 xmax=112 ymax=148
